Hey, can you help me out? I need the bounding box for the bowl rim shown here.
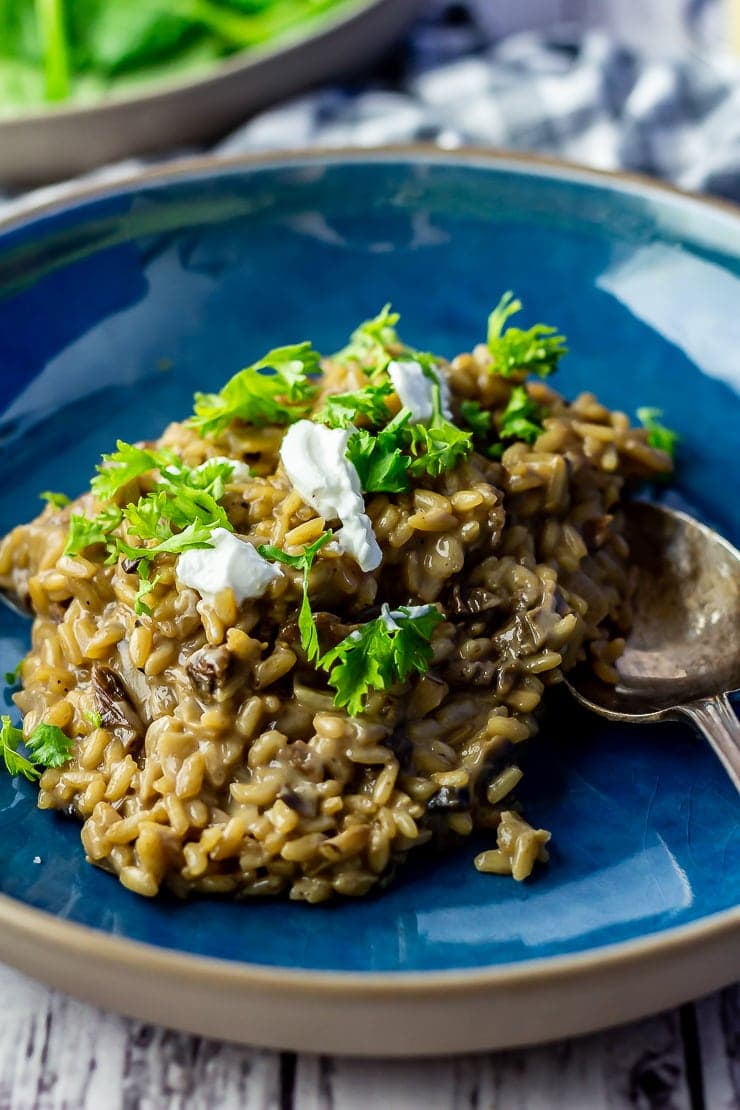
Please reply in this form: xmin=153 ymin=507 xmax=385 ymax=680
xmin=2 ymin=143 xmax=739 ymax=235
xmin=0 ymin=143 xmax=737 ymax=1010
xmin=0 ymin=0 xmax=406 ymax=127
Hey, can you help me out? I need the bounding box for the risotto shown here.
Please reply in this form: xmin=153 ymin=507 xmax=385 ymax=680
xmin=0 ymin=297 xmax=674 ymax=902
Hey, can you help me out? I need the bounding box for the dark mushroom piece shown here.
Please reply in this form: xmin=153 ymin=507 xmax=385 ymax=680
xmin=92 ymin=663 xmax=144 ymax=738
xmin=186 ymin=645 xmax=233 ymax=696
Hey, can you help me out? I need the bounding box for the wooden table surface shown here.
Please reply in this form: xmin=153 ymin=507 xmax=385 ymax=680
xmin=0 ymin=965 xmax=736 ymax=1110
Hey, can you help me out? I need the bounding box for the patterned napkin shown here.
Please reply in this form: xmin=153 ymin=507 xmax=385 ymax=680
xmin=2 ymin=0 xmax=740 ymax=216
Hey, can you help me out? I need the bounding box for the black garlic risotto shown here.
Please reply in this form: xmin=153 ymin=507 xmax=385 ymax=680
xmin=0 ymin=297 xmax=675 ymax=901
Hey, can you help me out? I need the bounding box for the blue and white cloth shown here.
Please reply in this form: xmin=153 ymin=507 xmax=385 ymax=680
xmin=3 ymin=0 xmax=740 ymax=214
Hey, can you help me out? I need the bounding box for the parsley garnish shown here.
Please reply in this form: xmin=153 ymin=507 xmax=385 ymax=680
xmin=40 ymin=491 xmax=71 ymax=508
xmin=64 ymin=506 xmax=122 ymax=559
xmin=91 ymin=442 xmax=179 ymax=501
xmin=0 ymin=715 xmax=74 ymax=780
xmin=318 ymin=605 xmax=444 ymax=716
xmin=487 ymin=292 xmax=567 ymax=378
xmin=133 ymin=563 xmax=161 ymax=618
xmin=318 ymin=382 xmax=393 ymax=429
xmin=336 ymin=304 xmax=401 ymax=375
xmin=84 ymin=710 xmax=103 ymax=728
xmin=66 ymin=447 xmax=237 ymax=578
xmin=26 ymin=723 xmax=75 ymax=768
xmin=4 ymin=660 xmax=22 ymax=686
xmin=637 ymin=408 xmax=679 ymax=458
xmin=258 ymin=532 xmax=332 ymax=662
xmin=346 ymin=422 xmax=412 ymax=494
xmin=497 ymin=385 xmax=545 ymax=446
xmin=460 ymin=400 xmax=492 ymax=438
xmin=190 ymin=344 xmax=320 ymax=437
xmin=408 ymin=385 xmax=472 ymax=478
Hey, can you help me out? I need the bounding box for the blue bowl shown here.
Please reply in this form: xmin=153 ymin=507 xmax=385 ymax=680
xmin=0 ymin=152 xmax=737 ymax=1052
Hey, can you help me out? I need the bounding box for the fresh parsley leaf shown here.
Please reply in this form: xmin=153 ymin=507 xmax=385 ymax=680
xmin=318 ymin=382 xmax=394 ymax=429
xmin=91 ymin=441 xmax=179 ymax=501
xmin=133 ymin=563 xmax=161 ymax=618
xmin=497 ymin=385 xmax=544 ymax=447
xmin=336 ymin=304 xmax=401 ymax=375
xmin=190 ymin=343 xmax=320 ymax=437
xmin=0 ymin=716 xmax=39 ymax=781
xmin=64 ymin=506 xmax=123 ymax=558
xmin=25 ymin=723 xmax=74 ymax=768
xmin=637 ymin=407 xmax=679 ymax=458
xmin=84 ymin=710 xmax=103 ymax=728
xmin=487 ymin=292 xmax=567 ymax=378
xmin=258 ymin=532 xmax=332 ymax=662
xmin=4 ymin=660 xmax=22 ymax=686
xmin=460 ymin=400 xmax=492 ymax=438
xmin=318 ymin=604 xmax=444 ymax=716
xmin=408 ymin=385 xmax=472 ymax=478
xmin=346 ymin=425 xmax=412 ymax=494
xmin=117 ymin=518 xmax=217 ymax=563
xmin=40 ymin=490 xmax=71 ymax=508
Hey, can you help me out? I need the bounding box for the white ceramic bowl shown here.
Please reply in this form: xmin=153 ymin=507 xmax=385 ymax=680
xmin=0 ymin=0 xmax=423 ymax=187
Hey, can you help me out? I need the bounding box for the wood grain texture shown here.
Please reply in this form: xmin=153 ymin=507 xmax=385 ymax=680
xmin=696 ymin=984 xmax=740 ymax=1110
xmin=0 ymin=965 xmax=281 ymax=1110
xmin=291 ymin=1010 xmax=695 ymax=1109
xmin=0 ymin=960 xmax=737 ymax=1110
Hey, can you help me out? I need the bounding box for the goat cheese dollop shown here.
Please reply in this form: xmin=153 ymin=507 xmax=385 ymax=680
xmin=279 ymin=421 xmax=382 ymax=572
xmin=199 ymin=457 xmax=251 ymax=484
xmin=387 ymin=359 xmax=453 ymax=424
xmin=177 ymin=528 xmax=281 ymax=605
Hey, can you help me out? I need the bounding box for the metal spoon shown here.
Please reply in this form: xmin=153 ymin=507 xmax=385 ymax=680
xmin=565 ymin=501 xmax=740 ymax=792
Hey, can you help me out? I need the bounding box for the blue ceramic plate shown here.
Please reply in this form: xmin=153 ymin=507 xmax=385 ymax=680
xmin=0 ymin=151 xmax=738 ymax=1055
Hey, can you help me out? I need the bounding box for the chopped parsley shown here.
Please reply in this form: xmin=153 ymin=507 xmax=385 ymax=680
xmin=408 ymin=385 xmax=472 ymax=478
xmin=4 ymin=660 xmax=22 ymax=686
xmin=258 ymin=532 xmax=332 ymax=662
xmin=318 ymin=382 xmax=394 ymax=429
xmin=40 ymin=491 xmax=71 ymax=508
xmin=487 ymin=292 xmax=567 ymax=379
xmin=336 ymin=304 xmax=402 ymax=376
xmin=497 ymin=385 xmax=545 ymax=446
xmin=346 ymin=422 xmax=412 ymax=494
xmin=65 ymin=446 xmax=238 ymax=582
xmin=64 ymin=506 xmax=122 ymax=559
xmin=190 ymin=343 xmax=320 ymax=437
xmin=133 ymin=563 xmax=161 ymax=618
xmin=637 ymin=408 xmax=679 ymax=458
xmin=84 ymin=710 xmax=103 ymax=729
xmin=0 ymin=715 xmax=74 ymax=781
xmin=460 ymin=400 xmax=492 ymax=438
xmin=91 ymin=442 xmax=179 ymax=501
xmin=318 ymin=605 xmax=444 ymax=716
xmin=25 ymin=723 xmax=75 ymax=768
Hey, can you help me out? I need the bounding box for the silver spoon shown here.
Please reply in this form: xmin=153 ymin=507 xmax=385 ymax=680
xmin=565 ymin=501 xmax=740 ymax=792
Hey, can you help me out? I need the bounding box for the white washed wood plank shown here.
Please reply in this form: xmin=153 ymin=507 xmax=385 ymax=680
xmin=0 ymin=964 xmax=281 ymax=1110
xmin=293 ymin=1009 xmax=693 ymax=1110
xmin=696 ymin=984 xmax=740 ymax=1110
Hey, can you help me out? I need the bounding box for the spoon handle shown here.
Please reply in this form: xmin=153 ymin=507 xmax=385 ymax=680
xmin=680 ymin=694 xmax=740 ymax=793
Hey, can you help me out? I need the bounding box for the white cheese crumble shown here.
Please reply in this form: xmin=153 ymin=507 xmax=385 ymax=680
xmin=387 ymin=359 xmax=452 ymax=424
xmin=197 ymin=456 xmax=251 ymax=484
xmin=279 ymin=421 xmax=382 ymax=572
xmin=379 ymin=603 xmax=435 ymax=631
xmin=176 ymin=528 xmax=282 ymax=605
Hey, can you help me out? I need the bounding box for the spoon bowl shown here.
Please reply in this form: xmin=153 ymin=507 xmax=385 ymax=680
xmin=566 ymin=501 xmax=740 ymax=790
